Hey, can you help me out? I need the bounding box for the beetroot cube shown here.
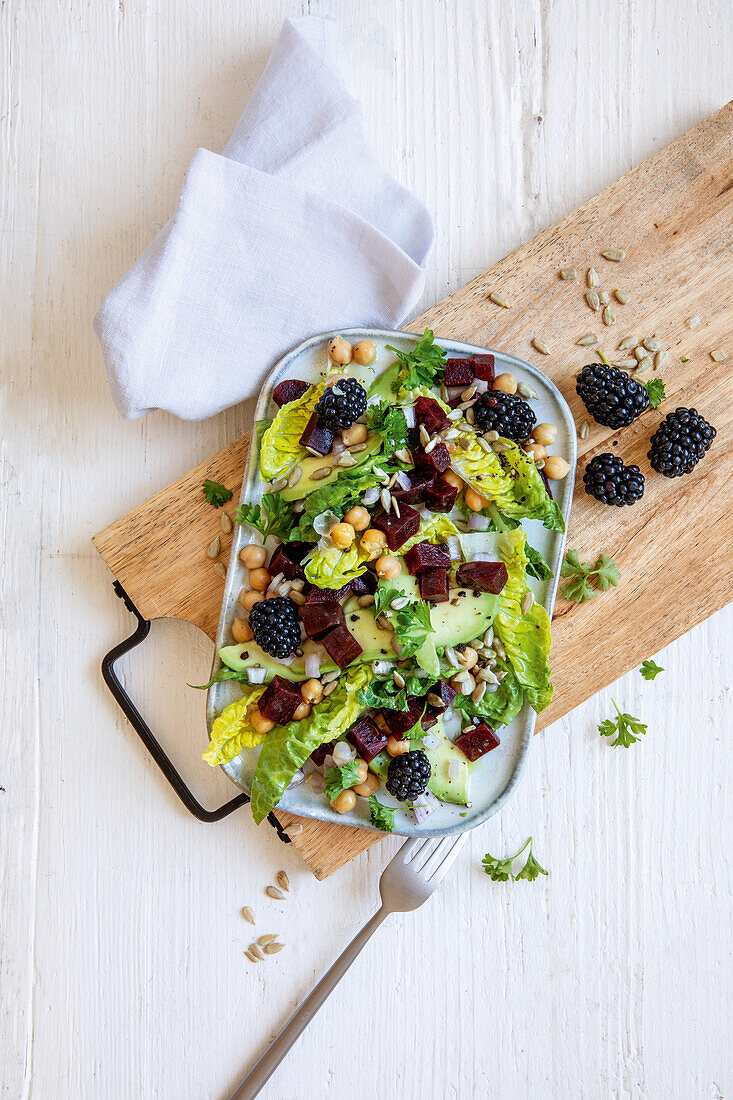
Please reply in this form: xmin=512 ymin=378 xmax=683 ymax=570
xmin=391 ymin=472 xmax=435 ymax=505
xmin=349 ymin=572 xmax=377 ymax=596
xmin=426 ymin=680 xmax=458 ymax=709
xmin=284 ymin=540 xmax=311 ymax=563
xmin=300 ymin=601 xmax=345 ymax=641
xmin=306 ymin=582 xmax=350 ymax=603
xmin=299 ymin=411 xmax=334 ymax=456
xmin=404 ymin=540 xmax=452 ymax=575
xmin=372 ymin=504 xmax=420 ymax=551
xmin=444 ymin=358 xmax=475 ymax=387
xmin=472 ymin=354 xmax=495 ymax=383
xmin=258 ymin=676 xmax=303 ymax=725
xmin=419 ymin=568 xmax=449 ymax=603
xmin=382 ymin=696 xmax=426 ymax=737
xmin=347 ymin=716 xmax=388 ymax=762
xmin=273 ymin=379 xmax=310 ymax=407
xmin=321 ymin=623 xmax=363 ymax=669
xmin=414 ymin=395 xmax=450 ymax=434
xmin=414 ymin=442 xmax=450 ymax=477
xmin=456 ymin=560 xmax=508 ymax=594
xmin=268 ymin=545 xmax=305 ymax=582
xmin=426 ymin=476 xmax=458 ymax=513
xmin=310 ymin=739 xmax=336 ymax=767
xmin=455 ymin=721 xmax=500 ymax=762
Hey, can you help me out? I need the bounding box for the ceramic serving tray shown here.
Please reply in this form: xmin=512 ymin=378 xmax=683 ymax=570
xmin=207 ymin=329 xmax=576 ymax=836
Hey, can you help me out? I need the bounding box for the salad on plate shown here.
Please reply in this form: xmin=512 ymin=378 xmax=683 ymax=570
xmin=203 ymin=330 xmax=571 ymax=832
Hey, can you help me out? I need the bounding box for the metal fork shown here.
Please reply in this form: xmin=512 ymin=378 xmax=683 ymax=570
xmin=224 ymin=833 xmax=468 ymax=1100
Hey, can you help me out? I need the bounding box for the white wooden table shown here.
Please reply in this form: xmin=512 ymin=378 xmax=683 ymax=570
xmin=3 ymin=3 xmax=732 ymax=1098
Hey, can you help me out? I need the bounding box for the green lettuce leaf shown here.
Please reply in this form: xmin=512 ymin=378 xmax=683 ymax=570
xmin=288 ymin=457 xmax=381 ymax=543
xmin=250 ymin=665 xmax=370 ymax=824
xmin=304 ymin=542 xmax=370 ymax=588
xmin=202 ymin=684 xmax=269 ymax=766
xmin=495 ymin=529 xmax=553 ymax=712
xmin=359 ymin=672 xmax=427 ymax=712
xmin=525 ymin=544 xmax=554 ymax=581
xmin=259 ymin=379 xmax=325 ymax=481
xmin=451 ymin=436 xmax=564 ymax=532
xmin=454 ymin=660 xmax=524 ymax=728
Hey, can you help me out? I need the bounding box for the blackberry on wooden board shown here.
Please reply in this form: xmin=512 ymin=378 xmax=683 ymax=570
xmin=576 ymin=363 xmax=649 ymax=429
xmin=583 ymin=453 xmax=645 ymax=506
xmin=647 ymin=407 xmax=716 ymax=477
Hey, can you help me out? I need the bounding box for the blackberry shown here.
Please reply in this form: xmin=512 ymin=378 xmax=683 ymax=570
xmin=386 ymin=749 xmax=432 ymax=801
xmin=472 ymin=391 xmax=536 ymax=440
xmin=576 ymin=363 xmax=649 ymax=429
xmin=315 ymin=377 xmax=367 ymax=431
xmin=583 ymin=453 xmax=645 ymax=506
xmin=648 ymin=407 xmax=716 ymax=478
xmin=248 ymin=597 xmax=301 ymax=660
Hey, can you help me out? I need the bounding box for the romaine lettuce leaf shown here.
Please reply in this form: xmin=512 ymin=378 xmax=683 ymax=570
xmin=288 ymin=457 xmax=381 ymax=543
xmin=397 ymin=514 xmax=460 ymax=555
xmin=451 ymin=436 xmax=564 ymax=532
xmin=260 ymin=371 xmax=352 ymax=481
xmin=202 ymin=684 xmax=269 ymax=766
xmin=454 ymin=660 xmax=524 ymax=728
xmin=250 ymin=665 xmax=370 ymax=823
xmin=494 ymin=529 xmax=553 ymax=712
xmin=304 ymin=542 xmax=370 ymax=588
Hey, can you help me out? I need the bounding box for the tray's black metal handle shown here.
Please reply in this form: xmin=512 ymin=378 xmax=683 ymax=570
xmin=101 ymin=581 xmax=290 ymax=840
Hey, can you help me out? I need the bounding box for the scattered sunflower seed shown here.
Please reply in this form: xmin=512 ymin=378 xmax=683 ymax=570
xmin=602 ymin=248 xmax=625 ymax=261
xmin=311 ymin=466 xmax=332 ymax=481
xmin=532 ymin=337 xmax=551 ymax=355
xmin=579 ymin=421 xmax=590 ymax=440
xmin=266 ymin=886 xmax=285 ymax=901
xmin=322 ymin=682 xmax=337 ymax=698
xmin=560 ymin=267 xmax=577 ymax=280
xmin=471 ymin=681 xmax=487 ymax=704
xmin=390 ymin=596 xmax=410 ymax=611
xmin=491 ymin=439 xmax=510 ymax=453
xmin=394 ymin=448 xmax=412 ymax=463
xmin=586 ymin=268 xmax=599 ymax=288
xmin=357 ymin=593 xmax=375 ymax=608
xmin=686 ymin=316 xmax=701 ymax=330
xmin=258 ymin=934 xmax=279 ymax=946
xmin=461 ymin=384 xmax=477 ymax=402
xmin=289 ymin=591 xmax=306 ymax=606
xmin=424 ymin=436 xmax=438 ymax=454
xmin=618 ymin=335 xmax=638 ymax=350
xmin=321 ymin=669 xmax=341 ymax=684
xmin=245 ymin=950 xmax=261 ymax=964
xmin=392 ymin=497 xmax=401 ymax=518
xmin=614 ymin=289 xmax=631 ymax=304
xmin=426 ymin=692 xmax=444 ymax=707
xmin=643 ymin=337 xmax=661 ymax=352
xmin=249 ymin=943 xmax=265 ymax=960
xmin=350 ymin=442 xmax=368 ymax=453
xmin=518 ymin=381 xmax=538 ymax=398
xmin=335 ymin=452 xmax=357 ymax=467
xmin=264 ymin=942 xmax=286 ymax=955
xmin=241 ymin=906 xmax=256 ymax=924
xmin=493 ymin=638 xmax=506 ymax=660
xmin=275 ymin=870 xmax=290 ymax=892
xmin=634 ymin=346 xmax=647 ymax=362
xmin=372 ymin=466 xmax=387 ymax=480
xmin=576 ymin=333 xmax=598 ymax=346
xmin=654 ymin=350 xmax=668 ymax=370
xmin=602 ymin=306 xmax=616 ymax=326
xmin=710 ymin=348 xmax=728 ymax=362
xmin=637 ymin=356 xmax=653 ymax=374
xmin=483 ymin=627 xmax=494 ymax=647
xmin=393 ymin=670 xmax=406 ymax=689
xmin=465 ymin=407 xmax=475 ymax=425
xmin=418 ymin=425 xmax=430 ymax=446
xmin=220 ymin=512 xmax=233 ymax=534
xmin=477 ymin=437 xmax=493 ymax=454
xmin=380 ymin=488 xmax=392 ymax=512
xmin=458 ymin=435 xmax=471 ymax=448
xmin=489 ymin=291 xmax=510 ymax=308
xmin=586 ymin=290 xmax=601 ymax=311
xmin=444 ymin=428 xmax=460 ymax=441
xmin=521 ymin=591 xmax=535 ymax=614
xmin=444 ymin=645 xmax=461 ymax=669
xmin=447 ymin=407 xmax=464 ymax=421
xmin=477 ymin=667 xmax=499 ymax=684
xmin=614 ymin=358 xmax=638 ymax=369
xmin=284 ymin=823 xmax=303 ymax=839
xmin=483 ymin=429 xmax=500 ymax=442
xmin=598 ymin=290 xmax=610 ymax=307
xmin=213 ymin=562 xmax=227 ymax=579
xmin=207 ymin=536 xmax=221 ymax=559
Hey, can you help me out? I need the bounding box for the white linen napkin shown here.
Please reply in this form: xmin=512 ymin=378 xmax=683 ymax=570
xmin=94 ymin=16 xmax=433 ymax=421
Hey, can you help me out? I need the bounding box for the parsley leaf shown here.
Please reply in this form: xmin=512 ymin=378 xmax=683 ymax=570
xmin=598 ymin=698 xmax=648 ymax=747
xmin=514 ymin=844 xmax=550 ymax=882
xmin=369 ymin=796 xmax=397 ymax=832
xmin=645 ymin=378 xmax=666 ymax=409
xmin=593 ymin=553 xmax=621 ymax=591
xmin=560 ymin=549 xmax=620 ymax=602
xmin=236 ymin=493 xmax=295 ymax=540
xmin=203 ymin=479 xmax=233 ymax=508
xmin=640 ymin=658 xmax=664 ymax=681
xmin=372 ymin=587 xmax=434 ymax=658
xmin=482 ymin=836 xmax=548 ymax=883
xmin=324 ymin=761 xmax=362 ymax=802
xmin=386 ymin=328 xmax=446 ymax=392
xmin=367 ymin=401 xmax=410 ymax=459
xmin=525 ymin=543 xmax=554 ymax=581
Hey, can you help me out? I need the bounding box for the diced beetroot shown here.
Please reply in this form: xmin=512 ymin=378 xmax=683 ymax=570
xmin=258 ymin=675 xmax=303 ymax=725
xmin=268 ymin=545 xmax=305 ymax=582
xmin=472 ymin=354 xmax=495 ymax=383
xmin=299 ymin=411 xmax=334 ymax=456
xmin=425 ymin=476 xmax=458 ymax=513
xmin=349 ymin=571 xmax=377 ymax=596
xmin=456 ymin=560 xmax=508 ymax=594
xmin=382 ymin=696 xmax=425 ymax=737
xmin=372 ymin=504 xmax=421 ymax=551
xmin=300 ymin=601 xmax=345 ymax=641
xmin=419 ymin=567 xmax=449 ymax=603
xmin=273 ymin=379 xmax=310 ymax=407
xmin=540 ymin=468 xmax=554 ymax=499
xmin=306 ymin=582 xmax=351 ymax=603
xmin=414 ymin=441 xmax=450 ymax=477
xmin=414 ymin=395 xmax=450 ymax=434
xmin=455 ymin=721 xmax=500 ymax=761
xmin=347 ymin=716 xmax=388 ymax=762
xmin=444 ymin=358 xmax=475 ymax=387
xmin=321 ymin=623 xmax=363 ymax=669
xmin=404 ymin=540 xmax=452 ymax=575
xmin=421 ymin=709 xmax=439 ymax=730
xmin=310 ymin=739 xmax=336 ymax=767
xmin=448 ymin=392 xmax=465 ymax=409
xmin=426 ymin=680 xmax=458 ymax=709
xmin=284 ymin=540 xmax=311 ymax=563
xmin=391 ymin=472 xmax=435 ymax=505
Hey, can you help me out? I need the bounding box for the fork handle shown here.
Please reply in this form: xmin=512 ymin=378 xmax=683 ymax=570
xmin=224 ymin=906 xmax=389 ymax=1100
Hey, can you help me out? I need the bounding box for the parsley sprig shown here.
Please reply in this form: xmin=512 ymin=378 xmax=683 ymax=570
xmin=236 ymin=493 xmax=295 ymax=540
xmin=386 ymin=328 xmax=446 ymax=392
xmin=373 ymin=586 xmax=434 ymax=657
xmin=203 ymin=479 xmax=233 ymax=508
xmin=598 ymin=699 xmax=648 ymax=747
xmin=369 ymin=797 xmax=397 ymax=832
xmin=482 ymin=837 xmax=548 ymax=883
xmin=640 ymin=658 xmax=664 ymax=681
xmin=645 ymin=378 xmax=666 ymax=409
xmin=324 ymin=761 xmax=361 ymax=803
xmin=560 ymin=549 xmax=620 ymax=602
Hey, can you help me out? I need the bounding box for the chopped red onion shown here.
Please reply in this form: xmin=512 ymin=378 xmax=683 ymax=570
xmin=412 ymin=790 xmax=440 ymax=822
xmin=422 ymin=732 xmax=442 ymax=751
xmin=446 ymin=535 xmax=462 ymax=561
xmin=403 ymin=406 xmax=416 ymax=428
xmin=333 ymin=741 xmax=356 ymax=765
xmin=309 ymin=771 xmax=326 ymax=793
xmin=302 ymin=759 xmax=317 ymax=777
xmin=474 ymin=378 xmax=488 ymax=394
xmin=363 ymin=486 xmax=380 ymax=506
xmin=396 ymin=471 xmax=412 ymax=490
xmin=246 ymin=668 xmax=268 ymax=684
xmin=278 ymin=652 xmax=296 ymax=666
xmin=305 ymin=652 xmax=321 ymax=679
xmin=448 ymin=760 xmax=462 ymax=781
xmin=467 ymin=513 xmax=489 ymax=531
xmin=313 ymin=510 xmax=339 ymax=536
xmin=286 ymin=768 xmax=306 ymax=789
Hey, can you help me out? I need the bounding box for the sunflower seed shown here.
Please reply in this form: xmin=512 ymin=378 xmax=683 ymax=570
xmin=634 ymin=346 xmax=647 ymax=362
xmin=586 ymin=290 xmax=601 ymax=311
xmin=576 ymin=333 xmax=598 ymax=346
xmin=264 ymin=942 xmax=286 ymax=954
xmin=637 ymin=356 xmax=653 ymax=374
xmin=390 ymin=596 xmax=410 ymax=611
xmin=458 ymin=436 xmax=471 ymax=448
xmin=394 ymin=448 xmax=412 ymax=463
xmin=291 ymin=500 xmax=305 ymax=514
xmin=521 ymin=591 xmax=535 ymax=614
xmin=245 ymin=950 xmax=261 ymax=964
xmin=207 ymin=536 xmax=221 ymax=559
xmin=600 ymin=290 xmax=611 ymax=306
xmin=311 ymin=466 xmax=333 ymax=481
xmin=602 ymin=248 xmax=625 ymax=261
xmin=249 ymin=943 xmax=265 ymax=959
xmin=275 ymin=870 xmax=290 ymax=892
xmin=284 ymin=823 xmax=303 ymax=839
xmin=323 ymin=682 xmax=338 ymax=698
xmin=535 ymin=458 xmax=545 ymax=470
xmin=559 ymin=267 xmax=577 ymax=280
xmin=380 ymin=488 xmax=391 ymax=511
xmin=614 ymin=288 xmax=631 ymax=304
xmin=471 ymin=681 xmax=487 ymax=704
xmin=372 ymin=466 xmax=387 ymax=480
xmin=458 ymin=674 xmax=475 ymax=695
xmin=518 ymin=382 xmax=538 ymax=399
xmin=654 ymin=350 xmax=668 ymax=370
xmin=579 ymin=421 xmax=590 ymax=440
xmin=335 ymin=452 xmax=357 ymax=467
xmin=391 ymin=498 xmax=401 ymax=519
xmin=618 ymin=335 xmax=638 ymax=350
xmin=424 ymin=436 xmax=438 ymax=454
xmin=220 ymin=512 xmax=233 ymax=534
xmin=461 ymin=384 xmax=477 ymax=402
xmin=444 ymin=428 xmax=460 ymax=441
xmin=213 ymin=562 xmax=227 ymax=579
xmin=257 ymin=934 xmax=279 ymax=946
xmin=602 ymin=306 xmax=616 ymax=326
xmin=493 ymin=638 xmax=506 ymax=660
xmin=445 ymin=645 xmax=461 ymax=669
xmin=710 ymin=348 xmax=727 ymax=362
xmin=426 ymin=692 xmax=444 ymax=708
xmin=614 ymin=358 xmax=638 ymax=369
xmin=483 ymin=430 xmax=500 ymax=442
xmin=491 ymin=439 xmax=510 ymax=453
xmin=448 ymin=407 xmax=464 ymax=421
xmin=266 ymin=885 xmax=285 ymax=901
xmin=321 ymin=669 xmax=341 ymax=683
xmin=357 ymin=593 xmax=375 ymax=608
xmin=466 ymin=407 xmax=475 ymax=425
xmin=477 ymin=667 xmax=499 ymax=684
xmin=393 ymin=670 xmax=406 ymax=689
xmin=350 ymin=442 xmax=368 ymax=453
xmin=241 ymin=906 xmax=256 ymax=924
xmin=483 ymin=627 xmax=494 ymax=647
xmin=375 ymin=614 xmax=391 ymax=632
xmin=477 ymin=437 xmax=493 ymax=453
xmin=289 ymin=591 xmax=306 ymax=606
xmin=532 ymin=337 xmax=551 ymax=355
xmin=489 ymin=291 xmax=510 ymax=308
xmin=419 ymin=425 xmax=430 ymax=446
xmin=386 ymin=471 xmax=399 ymax=488
xmin=586 ymin=267 xmax=599 ymax=288
xmin=643 ymin=337 xmax=661 ymax=353
xmin=686 ymin=316 xmax=701 ymax=330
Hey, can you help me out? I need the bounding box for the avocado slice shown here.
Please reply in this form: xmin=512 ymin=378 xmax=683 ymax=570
xmin=387 ymin=562 xmax=500 ymax=651
xmin=367 ymin=362 xmax=401 ymax=402
xmin=280 ymin=432 xmax=382 ymax=501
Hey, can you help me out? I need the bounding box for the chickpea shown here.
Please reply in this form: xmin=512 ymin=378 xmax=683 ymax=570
xmin=386 ymin=736 xmax=409 ymax=757
xmin=443 ymin=469 xmax=464 ymax=491
xmin=240 ymin=589 xmax=265 ymax=612
xmin=231 ymin=616 xmax=253 ymax=644
xmin=524 ymin=442 xmax=548 ymax=463
xmin=493 ymin=372 xmax=518 ymax=395
xmin=327 ymin=335 xmax=353 ymax=365
xmin=355 ymin=760 xmax=369 ymax=784
xmin=533 ymin=422 xmax=557 ymax=446
xmin=456 ymin=645 xmax=478 ymax=670
xmin=330 ymin=522 xmax=356 ymax=550
xmin=301 ymin=678 xmax=324 ymax=705
xmin=342 ymin=422 xmax=368 ymax=446
xmin=292 ymin=700 xmax=311 ymax=721
xmin=352 ymin=339 xmax=377 ymax=366
xmin=332 ymin=788 xmax=357 ymax=814
xmin=360 ymin=528 xmax=387 ymax=560
xmin=249 ymin=567 xmax=271 ymax=592
xmin=240 ymin=544 xmax=267 ymax=569
xmin=250 ymin=708 xmax=275 ymax=735
xmin=353 ymin=772 xmax=380 ymax=797
xmin=376 ymin=554 xmax=401 ymax=581
xmin=344 ymin=505 xmax=370 ymax=531
xmin=464 ymin=487 xmax=489 ymax=512
xmin=544 ymin=455 xmax=571 ymax=480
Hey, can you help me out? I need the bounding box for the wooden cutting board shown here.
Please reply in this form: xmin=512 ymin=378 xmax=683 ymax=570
xmin=94 ymin=100 xmax=733 ymax=879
